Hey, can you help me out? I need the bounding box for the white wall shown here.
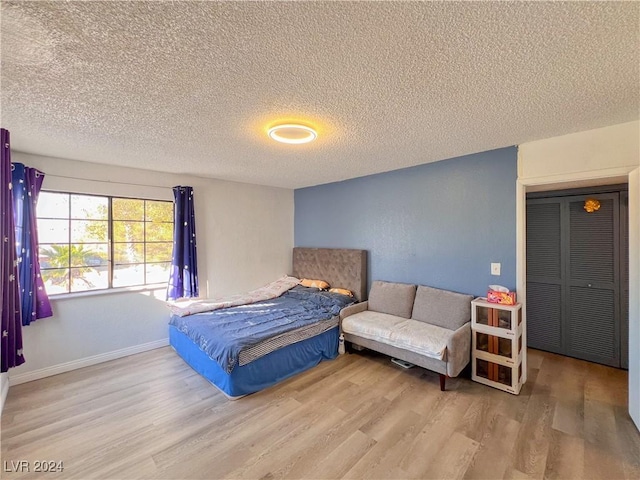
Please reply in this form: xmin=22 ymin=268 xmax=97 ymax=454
xmin=7 ymin=152 xmax=293 ymax=386
xmin=517 ymin=120 xmax=640 ymax=430
xmin=518 ymin=120 xmax=639 ymax=183
xmin=629 ymin=168 xmax=640 ymax=428
xmin=1 ymin=372 xmax=8 ymax=412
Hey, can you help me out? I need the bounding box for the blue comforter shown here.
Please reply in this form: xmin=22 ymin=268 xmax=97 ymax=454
xmin=169 ymin=286 xmax=355 ymax=373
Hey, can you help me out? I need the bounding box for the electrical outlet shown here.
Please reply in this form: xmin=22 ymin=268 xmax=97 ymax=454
xmin=491 ymin=263 xmax=501 ymax=276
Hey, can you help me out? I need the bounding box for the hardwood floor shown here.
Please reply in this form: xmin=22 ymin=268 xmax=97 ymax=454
xmin=2 ymin=347 xmax=639 ymax=479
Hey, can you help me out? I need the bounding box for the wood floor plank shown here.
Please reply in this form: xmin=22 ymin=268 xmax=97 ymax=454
xmin=510 ymin=355 xmax=557 ymax=478
xmin=306 ymin=429 xmax=377 ymax=479
xmin=420 ymin=431 xmax=480 ymax=480
xmin=551 ymin=356 xmax=586 ymax=437
xmin=502 ymin=467 xmax=540 ymax=480
xmin=280 ymin=396 xmax=392 ymax=479
xmin=358 ymin=387 xmax=430 ymax=442
xmin=342 ymin=410 xmax=427 ymax=479
xmin=543 ymin=429 xmax=585 ymax=480
xmin=456 ymin=394 xmax=497 ymax=443
xmin=584 ymin=395 xmax=619 ymax=446
xmin=150 ymin=396 xmax=302 ymax=471
xmin=584 ymin=439 xmax=626 ymax=480
xmin=399 ymin=390 xmax=475 ymax=479
xmin=613 ymin=405 xmax=640 ymax=480
xmin=2 ymin=347 xmax=639 ymax=480
xmin=222 ymin=407 xmax=349 ymax=479
xmin=462 ymin=413 xmax=520 ymax=480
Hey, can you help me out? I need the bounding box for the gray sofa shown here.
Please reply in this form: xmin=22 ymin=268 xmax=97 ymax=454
xmin=340 ymin=280 xmax=473 ymax=391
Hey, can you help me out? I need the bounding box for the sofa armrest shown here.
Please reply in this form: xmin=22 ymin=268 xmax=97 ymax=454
xmin=340 ymin=301 xmax=368 ymax=322
xmin=446 ymin=321 xmax=471 ymax=377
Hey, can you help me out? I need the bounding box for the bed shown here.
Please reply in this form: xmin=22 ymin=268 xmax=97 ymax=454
xmin=169 ymin=247 xmax=367 ymax=398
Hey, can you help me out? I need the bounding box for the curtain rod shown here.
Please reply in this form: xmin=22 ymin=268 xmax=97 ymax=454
xmin=43 ymin=173 xmax=172 ymax=190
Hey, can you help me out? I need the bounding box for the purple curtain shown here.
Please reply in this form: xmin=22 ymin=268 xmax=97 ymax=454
xmin=1 ymin=129 xmax=25 ymax=372
xmin=167 ymin=186 xmax=198 ymax=300
xmin=12 ymin=163 xmax=53 ymax=326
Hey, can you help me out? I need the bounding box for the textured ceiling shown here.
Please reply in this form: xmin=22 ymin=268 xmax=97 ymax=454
xmin=1 ymin=1 xmax=638 ymax=189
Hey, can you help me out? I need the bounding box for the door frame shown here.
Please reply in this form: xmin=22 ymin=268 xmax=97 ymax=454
xmin=525 ymin=190 xmax=626 ymax=367
xmin=516 ymin=166 xmax=639 ymax=429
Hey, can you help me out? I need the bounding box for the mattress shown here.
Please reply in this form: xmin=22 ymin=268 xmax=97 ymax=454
xmin=169 ymin=285 xmax=354 ymax=373
xmin=238 ymin=315 xmax=337 ymax=366
xmin=170 ymin=324 xmax=339 ymax=398
xmin=169 ymin=285 xmax=355 ymax=397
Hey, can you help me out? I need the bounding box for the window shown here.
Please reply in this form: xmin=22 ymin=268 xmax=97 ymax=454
xmin=37 ymin=192 xmax=174 ymax=295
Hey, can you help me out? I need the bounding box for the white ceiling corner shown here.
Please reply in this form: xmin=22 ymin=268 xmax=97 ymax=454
xmin=1 ymin=1 xmax=638 ymax=189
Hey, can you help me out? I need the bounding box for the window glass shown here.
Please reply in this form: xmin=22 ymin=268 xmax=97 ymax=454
xmin=70 ymin=243 xmax=108 ymax=267
xmin=113 ymin=221 xmax=144 ymax=243
xmin=40 ymin=268 xmax=70 ymax=295
xmin=146 ymin=223 xmax=173 ymax=242
xmin=146 ymin=243 xmax=173 ymax=263
xmin=145 ymin=201 xmax=173 ymax=222
xmin=146 ymin=263 xmax=171 ymax=284
xmin=113 ymin=198 xmax=144 ymax=221
xmin=114 ymin=243 xmax=144 ymax=264
xmin=37 ymin=192 xmax=174 ymax=295
xmin=37 ymin=192 xmax=69 ymax=218
xmin=71 ymin=195 xmax=108 ymax=220
xmin=113 ymin=264 xmax=145 ymax=288
xmin=70 ymin=266 xmax=109 ymax=292
xmin=38 ymin=219 xmax=69 ymax=244
xmin=70 ymin=220 xmax=108 ymax=243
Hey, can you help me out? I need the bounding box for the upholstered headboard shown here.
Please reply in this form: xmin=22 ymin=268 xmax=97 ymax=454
xmin=292 ymin=247 xmax=368 ymax=302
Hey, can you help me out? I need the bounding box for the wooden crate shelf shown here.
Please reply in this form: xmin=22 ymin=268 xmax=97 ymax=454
xmin=471 ymin=298 xmax=525 ymax=395
xmin=472 ymin=328 xmax=523 ymax=365
xmin=472 ymin=357 xmax=523 ymax=395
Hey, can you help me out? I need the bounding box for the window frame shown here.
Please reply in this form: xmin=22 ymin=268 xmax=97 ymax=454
xmin=37 ymin=190 xmax=174 ymax=296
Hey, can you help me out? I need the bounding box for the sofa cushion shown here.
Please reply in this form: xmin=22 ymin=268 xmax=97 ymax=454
xmin=342 ymin=310 xmax=452 ymax=360
xmin=367 ymin=281 xmax=417 ymax=318
xmin=411 ymin=285 xmax=473 ymax=330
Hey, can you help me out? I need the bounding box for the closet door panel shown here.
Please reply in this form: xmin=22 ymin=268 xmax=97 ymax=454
xmin=565 ymin=194 xmax=619 ymax=367
xmin=527 ymin=201 xmax=562 ymax=280
xmin=569 ymin=198 xmax=615 ymax=285
xmin=567 ymin=286 xmax=618 ymax=366
xmin=526 ymin=282 xmax=563 ymax=353
xmin=527 ymin=191 xmax=625 ymax=368
xmin=526 ymin=199 xmax=563 ymax=353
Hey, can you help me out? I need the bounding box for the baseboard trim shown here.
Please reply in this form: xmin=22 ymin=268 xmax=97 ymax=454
xmin=9 ymin=339 xmax=169 ymax=386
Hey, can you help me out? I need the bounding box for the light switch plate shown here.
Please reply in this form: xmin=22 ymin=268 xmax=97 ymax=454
xmin=491 ymin=263 xmax=501 ymax=276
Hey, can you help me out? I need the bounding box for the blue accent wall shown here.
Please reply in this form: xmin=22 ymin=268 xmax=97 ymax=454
xmin=294 ymin=147 xmax=517 ymax=297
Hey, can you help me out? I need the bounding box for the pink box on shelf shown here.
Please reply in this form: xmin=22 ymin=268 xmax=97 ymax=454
xmin=487 ymin=290 xmax=517 ymax=305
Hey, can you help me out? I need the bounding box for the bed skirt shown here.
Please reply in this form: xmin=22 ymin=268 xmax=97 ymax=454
xmin=169 ymin=324 xmax=339 ymax=399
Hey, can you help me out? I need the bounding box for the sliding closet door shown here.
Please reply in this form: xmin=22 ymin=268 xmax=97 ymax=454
xmin=526 ymin=191 xmax=625 ymax=368
xmin=565 ymin=193 xmax=619 ymax=367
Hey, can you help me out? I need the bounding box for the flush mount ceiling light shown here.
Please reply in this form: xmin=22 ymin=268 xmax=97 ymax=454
xmin=268 ymin=124 xmax=317 ymax=144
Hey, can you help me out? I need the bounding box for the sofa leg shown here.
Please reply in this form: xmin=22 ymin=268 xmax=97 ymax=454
xmin=439 ymin=374 xmax=446 ymax=391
